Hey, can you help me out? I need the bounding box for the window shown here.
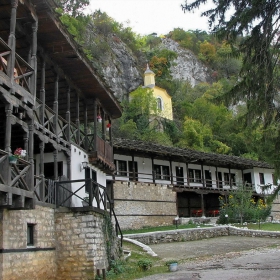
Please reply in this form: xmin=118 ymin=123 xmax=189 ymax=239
xmin=188 ymin=169 xmax=201 ymax=183
xmin=224 ymin=173 xmax=229 ymax=185
xmin=116 ymin=160 xmax=127 ymax=176
xmin=157 ymin=97 xmax=163 ymax=111
xmin=224 ymin=173 xmax=236 ymax=185
xmin=27 ymin=224 xmax=34 ymax=246
xmin=259 ymin=173 xmax=265 ymax=185
xmin=154 ymin=164 xmax=170 ymax=180
xmin=162 ymin=166 xmax=170 ymax=180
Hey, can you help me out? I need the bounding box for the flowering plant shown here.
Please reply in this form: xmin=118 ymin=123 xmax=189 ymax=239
xmin=106 ymin=123 xmax=111 ymax=128
xmin=13 ymin=148 xmax=26 ymax=158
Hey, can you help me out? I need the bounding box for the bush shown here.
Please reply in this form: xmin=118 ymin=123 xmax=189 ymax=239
xmin=137 ymin=258 xmax=152 ymax=271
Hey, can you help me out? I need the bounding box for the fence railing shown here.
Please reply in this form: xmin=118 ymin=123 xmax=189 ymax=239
xmin=114 ymin=170 xmax=255 ymax=191
xmin=55 ymin=178 xmax=123 ymax=245
xmin=0 ymin=37 xmax=34 ymax=92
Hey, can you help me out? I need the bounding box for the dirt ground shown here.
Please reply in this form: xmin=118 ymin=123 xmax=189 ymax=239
xmin=137 ymin=236 xmax=280 ymax=280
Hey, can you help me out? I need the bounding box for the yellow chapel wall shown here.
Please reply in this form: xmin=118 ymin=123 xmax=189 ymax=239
xmin=152 ymin=86 xmax=173 ymax=121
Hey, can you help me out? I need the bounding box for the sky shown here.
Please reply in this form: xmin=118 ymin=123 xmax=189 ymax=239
xmin=86 ymin=0 xmax=213 ymax=36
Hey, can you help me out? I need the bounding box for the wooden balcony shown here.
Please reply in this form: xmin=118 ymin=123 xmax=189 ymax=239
xmin=0 ymin=150 xmax=34 ymax=209
xmin=88 ymin=136 xmax=115 ymax=173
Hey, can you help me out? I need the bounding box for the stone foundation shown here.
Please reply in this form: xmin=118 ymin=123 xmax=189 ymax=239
xmin=0 ymin=206 xmax=56 ymax=280
xmin=55 ymin=208 xmax=108 ymax=280
xmin=0 ymin=205 xmax=119 ymax=280
xmin=271 ymin=196 xmax=280 ymax=220
xmin=113 ymin=181 xmax=177 ymax=229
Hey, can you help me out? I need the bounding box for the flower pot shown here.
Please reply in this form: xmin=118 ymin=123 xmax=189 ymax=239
xmin=168 ymin=263 xmax=178 ymax=272
xmin=82 ymin=200 xmax=89 ymax=207
xmin=9 ymin=155 xmax=18 ymax=164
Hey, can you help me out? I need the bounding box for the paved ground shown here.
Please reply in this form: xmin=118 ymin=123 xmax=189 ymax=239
xmin=137 ymin=236 xmax=280 ymax=280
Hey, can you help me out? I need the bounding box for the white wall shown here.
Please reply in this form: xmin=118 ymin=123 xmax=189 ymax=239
xmin=252 ymin=167 xmax=276 ymax=194
xmin=71 ymin=144 xmax=107 ymax=207
xmin=112 ymin=154 xmax=275 ymax=195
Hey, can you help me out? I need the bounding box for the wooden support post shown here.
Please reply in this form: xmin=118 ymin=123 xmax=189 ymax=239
xmin=169 ymin=158 xmax=173 ymax=184
xmin=200 ymin=193 xmax=205 ymax=217
xmin=93 ymin=99 xmax=97 ymax=151
xmin=201 ymin=163 xmax=205 ymax=188
xmin=53 ymin=74 xmax=59 ymax=138
xmin=84 ymin=100 xmax=88 ymax=151
xmin=66 ymin=154 xmax=71 ymax=180
xmin=4 ymin=104 xmax=12 ymax=185
xmin=7 ymin=0 xmax=18 ymax=83
xmin=102 ymin=110 xmax=105 ymax=141
xmin=27 ymin=120 xmax=34 ymax=193
xmin=152 ymin=157 xmax=155 ymax=183
xmin=216 ymin=166 xmax=218 ymax=188
xmin=186 ymin=162 xmax=190 ymax=186
xmin=24 ymin=133 xmax=29 ymax=161
xmin=76 ymin=93 xmax=80 ymax=145
xmin=30 ymin=21 xmax=37 ymax=98
xmin=54 ymin=150 xmax=58 ymax=181
xmin=40 ymin=59 xmax=45 ymax=126
xmin=108 ymin=118 xmax=112 ymax=146
xmin=39 ymin=142 xmax=45 ymax=201
xmin=229 ymin=166 xmax=232 ymax=188
xmin=66 ymin=87 xmax=71 ymax=141
xmin=132 ymin=154 xmax=135 ymax=181
xmin=88 ymin=178 xmax=93 ymax=207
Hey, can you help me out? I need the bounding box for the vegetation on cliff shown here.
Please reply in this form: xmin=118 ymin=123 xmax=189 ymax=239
xmin=57 ymin=4 xmax=279 ymax=171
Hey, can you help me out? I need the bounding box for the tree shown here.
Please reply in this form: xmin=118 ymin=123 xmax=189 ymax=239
xmin=56 ymin=0 xmax=89 ymax=16
xmin=182 ymin=0 xmax=280 ymax=196
xmin=218 ymin=185 xmax=271 ymax=225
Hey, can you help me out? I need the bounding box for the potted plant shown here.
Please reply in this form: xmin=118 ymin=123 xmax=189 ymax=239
xmin=106 ymin=123 xmax=111 ymax=131
xmin=82 ymin=196 xmax=89 ymax=206
xmin=97 ymin=114 xmax=102 ymax=123
xmin=9 ymin=147 xmax=26 ymax=164
xmin=165 ymin=260 xmax=178 ymax=272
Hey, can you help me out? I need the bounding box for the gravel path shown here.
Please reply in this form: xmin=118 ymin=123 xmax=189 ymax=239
xmin=137 ymin=236 xmax=280 ymax=280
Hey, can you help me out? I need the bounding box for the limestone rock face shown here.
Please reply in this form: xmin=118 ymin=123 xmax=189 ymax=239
xmin=96 ymin=35 xmax=143 ymax=101
xmin=161 ymin=38 xmax=212 ymax=87
xmin=96 ymin=36 xmax=212 ymax=100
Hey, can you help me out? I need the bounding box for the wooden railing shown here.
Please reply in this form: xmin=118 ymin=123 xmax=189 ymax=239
xmin=0 ymin=37 xmax=34 ymax=92
xmin=0 ymin=149 xmax=32 ymax=190
xmin=113 ymin=170 xmax=255 ymax=192
xmin=34 ymin=176 xmax=56 ymax=204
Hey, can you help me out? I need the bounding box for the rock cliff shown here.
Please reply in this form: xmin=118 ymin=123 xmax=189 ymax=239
xmin=95 ymin=36 xmax=212 ymax=100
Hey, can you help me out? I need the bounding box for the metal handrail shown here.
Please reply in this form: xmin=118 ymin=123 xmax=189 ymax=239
xmin=55 ymin=178 xmax=123 ymax=246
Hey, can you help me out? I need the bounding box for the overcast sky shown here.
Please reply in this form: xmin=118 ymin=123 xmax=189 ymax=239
xmin=86 ymin=0 xmax=213 ymax=36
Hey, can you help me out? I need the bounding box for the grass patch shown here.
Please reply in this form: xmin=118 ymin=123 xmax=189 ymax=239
xmin=106 ymin=241 xmax=169 ymax=280
xmin=234 ymin=222 xmax=280 ymax=231
xmin=122 ymin=223 xmax=212 ymax=235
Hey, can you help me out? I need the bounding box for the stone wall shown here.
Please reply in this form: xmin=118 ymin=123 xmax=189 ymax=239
xmin=271 ymin=196 xmax=280 ymax=220
xmin=0 ymin=205 xmax=119 ymax=280
xmin=55 ymin=208 xmax=108 ymax=280
xmin=125 ymin=226 xmax=280 ymax=245
xmin=113 ymin=181 xmax=177 ymax=229
xmin=0 ymin=206 xmax=56 ymax=280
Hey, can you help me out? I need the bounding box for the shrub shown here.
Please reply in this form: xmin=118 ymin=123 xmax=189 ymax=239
xmin=137 ymin=258 xmax=152 ymax=271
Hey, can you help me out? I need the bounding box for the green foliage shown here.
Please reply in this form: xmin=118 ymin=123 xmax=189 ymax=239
xmin=102 ymin=213 xmax=114 ymax=264
xmin=165 ymin=260 xmax=178 ymax=266
xmin=107 ymin=260 xmax=125 ymax=276
xmin=217 ymin=185 xmax=271 ymax=225
xmin=137 ymin=259 xmax=153 ymax=271
xmin=55 ymin=0 xmax=89 ymax=16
